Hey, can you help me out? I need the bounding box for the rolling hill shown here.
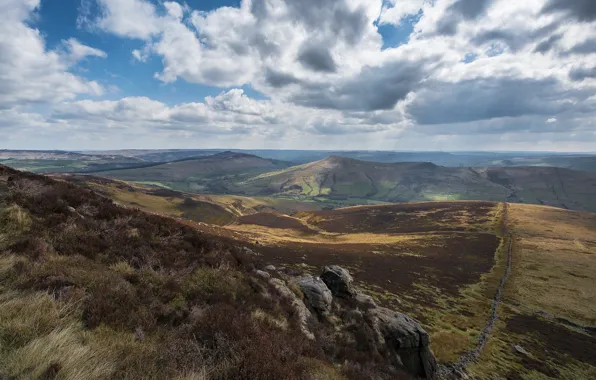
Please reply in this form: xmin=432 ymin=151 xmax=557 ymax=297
xmin=234 ymin=156 xmax=596 ymax=212
xmin=0 ymin=150 xmax=145 ymax=174
xmin=60 ymin=174 xmax=323 ymax=225
xmin=99 ymin=151 xmax=292 ymax=193
xmin=75 ymin=149 xmax=596 ymax=170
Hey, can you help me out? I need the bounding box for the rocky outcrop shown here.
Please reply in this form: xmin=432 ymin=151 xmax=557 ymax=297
xmin=293 ymin=276 xmax=333 ymax=316
xmin=369 ymin=307 xmax=437 ymax=379
xmin=267 ymin=265 xmax=437 ymax=379
xmin=321 ymin=265 xmax=354 ymax=298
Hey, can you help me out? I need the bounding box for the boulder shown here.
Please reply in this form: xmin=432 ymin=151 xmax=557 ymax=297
xmin=354 ymin=291 xmax=377 ymax=309
xmin=265 ymin=265 xmax=276 ymax=271
xmin=294 ymin=276 xmax=333 ymax=316
xmin=368 ymin=307 xmax=437 ymax=380
xmin=321 ymin=265 xmax=354 ymax=298
xmin=254 ymin=270 xmax=271 ymax=280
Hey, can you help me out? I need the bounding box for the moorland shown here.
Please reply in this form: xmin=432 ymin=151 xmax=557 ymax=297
xmin=1 ymin=148 xmax=595 ymax=379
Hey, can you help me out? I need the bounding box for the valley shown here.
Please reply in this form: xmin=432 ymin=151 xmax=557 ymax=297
xmin=91 ymin=153 xmax=596 ymax=213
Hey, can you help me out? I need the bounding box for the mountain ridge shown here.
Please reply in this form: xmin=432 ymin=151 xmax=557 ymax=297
xmin=236 ymin=156 xmax=596 ymax=212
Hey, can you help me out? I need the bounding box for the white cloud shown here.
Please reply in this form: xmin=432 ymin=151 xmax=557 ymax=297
xmin=63 ymin=38 xmax=107 ymax=62
xmin=379 ymin=0 xmax=428 ymax=24
xmin=0 ymin=0 xmax=103 ymax=109
xmin=95 ymin=0 xmax=161 ymax=39
xmin=2 ymin=0 xmax=596 ymax=150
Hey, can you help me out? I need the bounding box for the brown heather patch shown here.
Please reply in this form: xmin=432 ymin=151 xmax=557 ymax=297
xmin=506 ymin=314 xmax=596 ymax=367
xmin=297 ymin=201 xmax=498 ymax=234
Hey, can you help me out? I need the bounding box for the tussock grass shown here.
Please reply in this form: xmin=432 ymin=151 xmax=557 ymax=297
xmin=6 ymin=325 xmax=115 ymax=380
xmin=251 ymin=308 xmax=289 ymax=331
xmin=0 ymin=204 xmax=32 ymax=248
xmin=0 ymin=291 xmax=78 ymax=351
xmin=0 ymin=291 xmax=114 ymax=380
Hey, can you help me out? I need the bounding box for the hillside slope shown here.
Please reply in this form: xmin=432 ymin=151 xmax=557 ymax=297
xmin=236 ymin=156 xmax=596 ymax=212
xmin=225 ymin=201 xmax=596 ymax=379
xmin=101 ymin=152 xmax=292 ymax=193
xmin=60 ymin=174 xmax=323 ymax=226
xmin=0 ymin=166 xmax=439 ymax=380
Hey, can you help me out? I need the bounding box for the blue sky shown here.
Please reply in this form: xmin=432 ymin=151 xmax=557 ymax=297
xmin=34 ymin=0 xmax=415 ymax=105
xmin=1 ymin=0 xmax=595 ymax=151
xmin=36 ymin=0 xmax=265 ymax=105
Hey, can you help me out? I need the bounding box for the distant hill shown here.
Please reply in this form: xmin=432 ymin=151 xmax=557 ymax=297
xmin=101 ymin=151 xmax=292 ymax=193
xmin=501 ymin=155 xmax=596 ymax=172
xmin=0 ymin=150 xmax=145 ymax=174
xmin=75 ymin=149 xmax=596 ymax=171
xmin=235 ymin=156 xmax=596 ymax=212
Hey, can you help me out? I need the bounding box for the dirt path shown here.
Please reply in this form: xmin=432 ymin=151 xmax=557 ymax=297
xmin=437 ymin=203 xmax=513 ymax=379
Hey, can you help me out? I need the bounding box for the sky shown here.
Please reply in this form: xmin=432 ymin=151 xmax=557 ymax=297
xmin=1 ymin=0 xmax=595 ymax=151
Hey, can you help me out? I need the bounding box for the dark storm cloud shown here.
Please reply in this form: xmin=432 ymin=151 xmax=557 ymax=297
xmin=408 ymin=77 xmax=582 ymax=125
xmin=542 ymin=0 xmax=596 ymax=22
xmin=291 ymin=60 xmax=425 ymax=111
xmin=450 ymin=0 xmax=493 ymax=20
xmin=436 ymin=0 xmax=493 ymax=36
xmin=298 ymin=44 xmax=337 ymax=73
xmin=264 ymin=69 xmax=301 ymax=88
xmin=251 ymin=0 xmax=369 ymax=45
xmin=569 ymin=66 xmax=596 ymax=82
xmin=471 ymin=23 xmax=559 ymax=52
xmin=568 ymin=38 xmax=596 ymax=55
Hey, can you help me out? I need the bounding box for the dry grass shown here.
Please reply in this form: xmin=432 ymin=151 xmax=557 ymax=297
xmin=0 ymin=203 xmax=32 ymax=248
xmin=509 ymin=203 xmax=596 ymax=241
xmin=251 ymin=308 xmax=289 ymax=331
xmin=508 ymin=204 xmax=596 ymax=325
xmin=430 ymin=330 xmax=474 ymax=363
xmin=512 ymin=237 xmax=595 ymax=323
xmin=7 ymin=325 xmax=115 ymax=380
xmin=466 ymin=204 xmax=596 ymax=378
xmin=226 ymin=223 xmax=427 ymax=245
xmin=0 ymin=290 xmax=114 ymax=380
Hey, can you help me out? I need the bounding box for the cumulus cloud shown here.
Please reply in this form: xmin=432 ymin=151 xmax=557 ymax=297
xmin=406 ymin=76 xmax=592 ymax=125
xmin=290 ymin=60 xmax=427 ymax=111
xmin=0 ymin=0 xmax=103 ymax=109
xmin=2 ymin=0 xmax=596 ymax=150
xmin=379 ymin=0 xmax=427 ymax=24
xmin=94 ymin=0 xmax=161 ymax=39
xmin=51 ymin=91 xmax=274 ymax=134
xmin=298 ymin=44 xmax=338 ymax=73
xmin=436 ymin=0 xmax=494 ymax=35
